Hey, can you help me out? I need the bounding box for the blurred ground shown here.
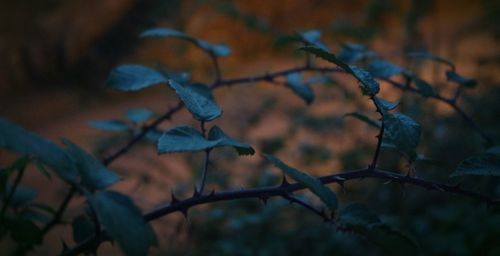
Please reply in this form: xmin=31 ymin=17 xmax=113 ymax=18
xmin=0 ymin=0 xmax=499 ymax=255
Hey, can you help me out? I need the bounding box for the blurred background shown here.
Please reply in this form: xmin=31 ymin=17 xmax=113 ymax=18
xmin=1 ymin=0 xmax=500 ymax=255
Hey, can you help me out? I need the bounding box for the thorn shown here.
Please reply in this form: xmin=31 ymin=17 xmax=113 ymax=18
xmin=208 ymin=189 xmax=215 ymax=197
xmin=192 ymin=186 xmax=200 ymax=197
xmin=260 ymin=196 xmax=268 ymax=206
xmin=280 ymin=176 xmax=290 ymax=187
xmin=180 ymin=207 xmax=189 ymax=219
xmin=171 ymin=192 xmax=179 ymax=204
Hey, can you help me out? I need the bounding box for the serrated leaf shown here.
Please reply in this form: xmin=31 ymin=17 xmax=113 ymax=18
xmin=263 ymin=155 xmax=337 ymax=211
xmin=337 ymin=43 xmax=376 ymax=63
xmin=107 ymin=64 xmax=167 ymax=91
xmin=374 ymin=97 xmax=398 ymax=113
xmin=88 ymin=120 xmax=130 ymax=132
xmin=451 ymin=154 xmax=500 ymax=177
xmin=207 ymin=126 xmax=255 ymax=155
xmin=285 ymin=73 xmax=315 ymax=104
xmin=413 ymin=77 xmax=435 ymax=97
xmin=298 ymin=46 xmax=379 ymax=96
xmin=126 ymin=108 xmax=154 ymax=124
xmin=408 ymin=51 xmax=454 ymax=69
xmin=350 ymin=66 xmax=380 ymax=95
xmin=368 ymin=60 xmax=405 ymax=78
xmin=72 ymin=215 xmax=95 ymax=243
xmin=87 ymin=191 xmax=157 ymax=256
xmin=298 ymin=46 xmax=352 ymax=72
xmin=168 ymin=80 xmax=222 ymax=121
xmin=446 ymin=70 xmax=477 ymax=88
xmin=383 ymin=113 xmax=421 ymax=160
xmin=140 ymin=28 xmax=231 ymax=57
xmin=0 ymin=118 xmax=78 ymax=182
xmin=157 ymin=125 xmax=254 ymax=155
xmin=63 ymin=139 xmax=120 ymax=190
xmin=344 ymin=112 xmax=381 ymax=128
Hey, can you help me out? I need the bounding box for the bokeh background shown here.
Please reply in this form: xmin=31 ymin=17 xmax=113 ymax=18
xmin=1 ymin=0 xmax=500 ymax=255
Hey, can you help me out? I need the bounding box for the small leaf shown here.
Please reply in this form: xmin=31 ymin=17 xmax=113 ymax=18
xmin=413 ymin=77 xmax=435 ymax=97
xmin=157 ymin=125 xmax=254 ymax=155
xmin=408 ymin=51 xmax=454 ymax=70
xmin=87 ymin=191 xmax=157 ymax=256
xmin=368 ymin=60 xmax=405 ymax=78
xmin=88 ymin=120 xmax=130 ymax=132
xmin=451 ymin=154 xmax=500 ymax=177
xmin=0 ymin=118 xmax=78 ymax=182
xmin=72 ymin=215 xmax=95 ymax=243
xmin=343 ymin=112 xmax=381 ymax=128
xmin=168 ymin=80 xmax=222 ymax=121
xmin=263 ymin=155 xmax=338 ymax=211
xmin=285 ymin=73 xmax=315 ymax=104
xmin=446 ymin=70 xmax=477 ymax=88
xmin=350 ymin=66 xmax=380 ymax=96
xmin=126 ymin=108 xmax=154 ymax=124
xmin=141 ymin=28 xmax=231 ymax=57
xmin=207 ymin=126 xmax=255 ymax=155
xmin=63 ymin=139 xmax=120 ymax=190
xmin=374 ymin=97 xmax=398 ymax=113
xmin=383 ymin=113 xmax=421 ymax=160
xmin=107 ymin=65 xmax=167 ymax=91
xmin=298 ymin=46 xmax=379 ymax=95
xmin=337 ymin=43 xmax=376 ymax=63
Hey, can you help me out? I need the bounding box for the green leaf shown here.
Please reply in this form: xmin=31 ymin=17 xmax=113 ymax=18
xmin=126 ymin=108 xmax=154 ymax=124
xmin=168 ymin=80 xmax=222 ymax=121
xmin=350 ymin=66 xmax=380 ymax=96
xmin=408 ymin=51 xmax=454 ymax=69
xmin=63 ymin=139 xmax=120 ymax=190
xmin=368 ymin=60 xmax=405 ymax=78
xmin=285 ymin=73 xmax=315 ymax=104
xmin=207 ymin=126 xmax=255 ymax=155
xmin=383 ymin=113 xmax=421 ymax=160
xmin=374 ymin=97 xmax=398 ymax=113
xmin=0 ymin=118 xmax=78 ymax=182
xmin=413 ymin=77 xmax=435 ymax=97
xmin=88 ymin=120 xmax=130 ymax=132
xmin=87 ymin=191 xmax=157 ymax=256
xmin=337 ymin=43 xmax=376 ymax=63
xmin=72 ymin=215 xmax=95 ymax=243
xmin=298 ymin=46 xmax=379 ymax=95
xmin=446 ymin=70 xmax=477 ymax=88
xmin=140 ymin=28 xmax=231 ymax=57
xmin=343 ymin=112 xmax=381 ymax=128
xmin=157 ymin=125 xmax=254 ymax=155
xmin=450 ymin=154 xmax=500 ymax=177
xmin=263 ymin=155 xmax=338 ymax=211
xmin=298 ymin=46 xmax=352 ymax=72
xmin=107 ymin=64 xmax=167 ymax=91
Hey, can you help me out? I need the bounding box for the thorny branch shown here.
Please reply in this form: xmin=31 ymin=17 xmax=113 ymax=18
xmin=57 ymin=56 xmax=493 ymax=254
xmin=63 ymin=167 xmax=500 ymax=256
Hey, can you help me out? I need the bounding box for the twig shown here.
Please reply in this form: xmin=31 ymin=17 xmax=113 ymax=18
xmin=0 ymin=164 xmax=26 ymax=218
xmin=41 ymin=186 xmax=77 ymax=235
xmin=209 ymin=51 xmax=222 ymax=84
xmin=198 ymin=121 xmax=211 ymax=194
xmin=368 ymin=96 xmax=385 ymax=170
xmin=64 ymin=167 xmax=499 ymax=255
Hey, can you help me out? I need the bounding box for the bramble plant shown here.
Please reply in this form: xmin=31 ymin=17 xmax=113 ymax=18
xmin=0 ymin=25 xmax=499 ymax=256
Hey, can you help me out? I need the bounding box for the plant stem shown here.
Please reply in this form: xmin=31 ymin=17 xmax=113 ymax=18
xmin=198 ymin=121 xmax=211 ymax=194
xmin=41 ymin=186 xmax=77 ymax=235
xmin=368 ymin=96 xmax=385 ymax=170
xmin=0 ymin=165 xmax=26 ymax=218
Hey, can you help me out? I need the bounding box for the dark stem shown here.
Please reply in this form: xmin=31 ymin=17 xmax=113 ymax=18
xmin=1 ymin=165 xmax=26 ymax=218
xmin=209 ymin=51 xmax=222 ymax=84
xmin=198 ymin=121 xmax=211 ymax=194
xmin=64 ymin=167 xmax=498 ymax=256
xmin=41 ymin=186 xmax=77 ymax=235
xmin=282 ymin=194 xmax=329 ymax=221
xmin=368 ymin=96 xmax=385 ymax=170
